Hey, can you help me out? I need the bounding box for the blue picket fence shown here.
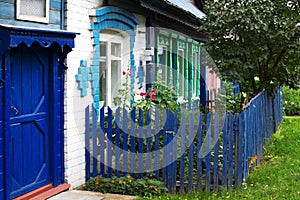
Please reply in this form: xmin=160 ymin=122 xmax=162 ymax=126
xmin=85 ymin=89 xmax=282 ymax=193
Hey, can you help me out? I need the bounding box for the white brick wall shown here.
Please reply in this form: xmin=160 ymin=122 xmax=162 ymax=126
xmin=64 ymin=0 xmax=102 ymax=189
xmin=64 ymin=0 xmax=147 ymax=189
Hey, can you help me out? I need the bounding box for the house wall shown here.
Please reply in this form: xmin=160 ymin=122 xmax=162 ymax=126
xmin=0 ymin=0 xmax=62 ymax=29
xmin=64 ymin=0 xmax=147 ymax=188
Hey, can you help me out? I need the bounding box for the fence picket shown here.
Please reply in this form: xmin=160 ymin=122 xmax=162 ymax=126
xmin=179 ymin=111 xmax=186 ymax=194
xmin=221 ymin=113 xmax=228 ymax=187
xmin=196 ymin=113 xmax=203 ymax=190
xmin=122 ymin=108 xmax=129 ymax=175
xmin=188 ymin=111 xmax=195 ymax=191
xmin=213 ymin=113 xmax=219 ymax=191
xmin=107 ymin=107 xmax=113 ymax=177
xmin=92 ymin=107 xmax=97 ymax=177
xmin=85 ymin=106 xmax=90 ymax=181
xmin=228 ymin=113 xmax=233 ymax=188
xmin=138 ymin=109 xmax=144 ymax=178
xmin=99 ymin=106 xmax=105 ymax=176
xmin=115 ymin=108 xmax=121 ymax=176
xmin=130 ymin=108 xmax=136 ymax=177
xmin=205 ymin=112 xmax=212 ymax=191
xmin=154 ymin=109 xmax=160 ymax=179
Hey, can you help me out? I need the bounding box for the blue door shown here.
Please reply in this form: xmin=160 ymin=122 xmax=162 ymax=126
xmin=9 ymin=44 xmax=50 ymax=199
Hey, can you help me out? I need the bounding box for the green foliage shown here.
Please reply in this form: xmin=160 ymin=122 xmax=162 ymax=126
xmin=282 ymin=86 xmax=300 ymax=116
xmin=113 ymin=67 xmax=133 ymax=109
xmin=133 ymin=80 xmax=179 ymax=112
xmin=215 ymin=81 xmax=245 ymax=113
xmin=82 ymin=175 xmax=168 ymax=197
xmin=199 ymin=0 xmax=300 ymax=98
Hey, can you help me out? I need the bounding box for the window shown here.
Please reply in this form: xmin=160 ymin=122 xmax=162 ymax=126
xmin=157 ymin=46 xmax=169 ymax=85
xmin=99 ymin=31 xmax=129 ymax=108
xmin=17 ymin=0 xmax=49 ymax=23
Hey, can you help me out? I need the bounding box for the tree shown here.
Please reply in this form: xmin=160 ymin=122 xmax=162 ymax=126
xmin=199 ymin=0 xmax=300 ymax=99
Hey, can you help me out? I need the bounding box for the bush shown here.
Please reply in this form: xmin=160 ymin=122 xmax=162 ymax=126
xmin=282 ymin=86 xmax=300 ymax=116
xmin=82 ymin=175 xmax=168 ymax=197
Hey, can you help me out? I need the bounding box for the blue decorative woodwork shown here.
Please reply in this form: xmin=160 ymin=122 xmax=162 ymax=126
xmin=0 ymin=24 xmax=76 ymax=200
xmin=76 ymin=6 xmax=140 ymax=110
xmin=75 ymin=60 xmax=91 ymax=96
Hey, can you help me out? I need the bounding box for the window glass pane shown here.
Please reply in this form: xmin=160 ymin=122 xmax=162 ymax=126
xmin=20 ymin=0 xmax=46 ymax=17
xmin=158 ymin=46 xmax=168 ymax=84
xmin=111 ymin=60 xmax=121 ymax=107
xmin=100 ymin=42 xmax=107 ymax=57
xmin=111 ymin=43 xmax=121 ymax=57
xmin=100 ymin=61 xmax=107 ymax=104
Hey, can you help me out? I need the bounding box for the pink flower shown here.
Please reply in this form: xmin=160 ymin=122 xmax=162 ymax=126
xmin=129 ymin=69 xmax=132 ymax=76
xmin=151 ymin=96 xmax=155 ymax=101
xmin=122 ymin=71 xmax=126 ymax=75
xmin=151 ymin=89 xmax=156 ymax=96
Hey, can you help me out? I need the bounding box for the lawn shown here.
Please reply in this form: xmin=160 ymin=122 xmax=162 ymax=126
xmin=145 ymin=117 xmax=300 ymax=200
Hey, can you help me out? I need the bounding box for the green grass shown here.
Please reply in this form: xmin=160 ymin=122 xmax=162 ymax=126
xmin=143 ymin=117 xmax=300 ymax=200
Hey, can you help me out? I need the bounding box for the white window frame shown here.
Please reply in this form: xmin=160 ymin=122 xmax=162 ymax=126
xmin=193 ymin=51 xmax=199 ymax=97
xmin=16 ymin=0 xmax=50 ymax=23
xmin=100 ymin=32 xmax=128 ymax=108
xmin=177 ymin=49 xmax=185 ymax=101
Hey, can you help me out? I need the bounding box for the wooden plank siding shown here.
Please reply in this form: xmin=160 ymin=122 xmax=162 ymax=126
xmin=0 ymin=0 xmax=62 ymax=29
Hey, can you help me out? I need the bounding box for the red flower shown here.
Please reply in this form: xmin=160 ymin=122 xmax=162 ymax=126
xmin=140 ymin=92 xmax=147 ymax=97
xmin=122 ymin=71 xmax=126 ymax=75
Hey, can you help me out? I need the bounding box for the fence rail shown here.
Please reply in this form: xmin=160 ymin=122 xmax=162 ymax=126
xmin=85 ymin=89 xmax=282 ymax=193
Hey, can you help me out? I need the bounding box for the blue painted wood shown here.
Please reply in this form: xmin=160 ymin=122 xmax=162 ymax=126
xmin=188 ymin=111 xmax=194 ymax=191
xmin=92 ymin=107 xmax=97 ymax=177
xmin=205 ymin=112 xmax=212 ymax=191
xmin=154 ymin=109 xmax=160 ymax=179
xmin=84 ymin=88 xmax=283 ymax=193
xmin=213 ymin=113 xmax=219 ymax=191
xmin=0 ymin=0 xmax=62 ymax=29
xmin=0 ymin=57 xmax=3 ymax=200
xmin=99 ymin=107 xmax=105 ymax=176
xmin=107 ymin=107 xmax=113 ymax=177
xmin=166 ymin=110 xmax=176 ymax=193
xmin=4 ymin=52 xmax=11 ymax=200
xmin=138 ymin=109 xmax=144 ymax=178
xmin=221 ymin=113 xmax=228 ymax=187
xmin=122 ymin=108 xmax=129 ymax=175
xmin=9 ymin=46 xmax=50 ymax=199
xmin=196 ymin=113 xmax=203 ymax=190
xmin=115 ymin=108 xmax=121 ymax=176
xmin=130 ymin=108 xmax=136 ymax=177
xmin=85 ymin=106 xmax=91 ymax=181
xmin=179 ymin=111 xmax=186 ymax=194
xmin=227 ymin=113 xmax=233 ymax=188
xmin=146 ymin=109 xmax=152 ymax=173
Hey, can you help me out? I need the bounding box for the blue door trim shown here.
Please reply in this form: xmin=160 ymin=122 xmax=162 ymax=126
xmin=4 ymin=52 xmax=11 ymax=200
xmin=0 ymin=25 xmax=76 ymax=200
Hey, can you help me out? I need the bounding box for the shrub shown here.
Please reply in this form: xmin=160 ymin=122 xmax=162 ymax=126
xmin=82 ymin=175 xmax=168 ymax=197
xmin=282 ymin=86 xmax=300 ymax=116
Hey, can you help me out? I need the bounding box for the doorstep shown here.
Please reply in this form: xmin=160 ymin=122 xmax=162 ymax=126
xmin=13 ymin=183 xmax=70 ymax=200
